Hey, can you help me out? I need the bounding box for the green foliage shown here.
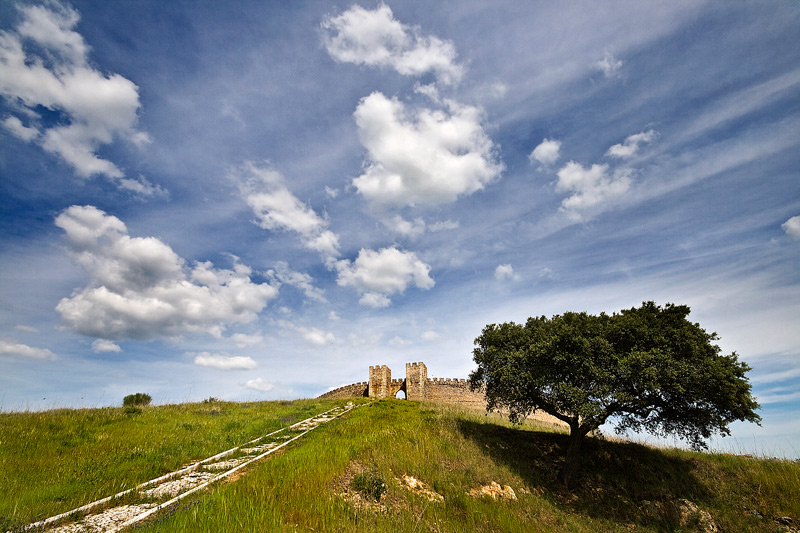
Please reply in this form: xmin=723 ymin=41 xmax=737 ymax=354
xmin=352 ymin=471 xmax=387 ymax=501
xmin=123 ymin=393 xmax=152 ymax=407
xmin=469 ymin=301 xmax=761 ymax=485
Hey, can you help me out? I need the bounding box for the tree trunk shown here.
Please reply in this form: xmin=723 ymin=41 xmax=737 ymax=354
xmin=559 ymin=426 xmax=588 ymax=488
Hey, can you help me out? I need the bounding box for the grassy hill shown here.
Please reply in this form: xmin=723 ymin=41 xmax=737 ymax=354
xmin=1 ymin=398 xmax=798 ymax=531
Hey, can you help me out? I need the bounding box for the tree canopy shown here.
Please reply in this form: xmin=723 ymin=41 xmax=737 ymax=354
xmin=469 ymin=301 xmax=761 ymax=485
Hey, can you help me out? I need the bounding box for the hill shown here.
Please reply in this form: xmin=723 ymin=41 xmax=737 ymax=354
xmin=1 ymin=399 xmax=798 ymax=531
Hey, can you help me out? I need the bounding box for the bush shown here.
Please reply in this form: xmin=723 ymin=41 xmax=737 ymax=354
xmin=352 ymin=472 xmax=386 ymax=501
xmin=123 ymin=393 xmax=152 ymax=407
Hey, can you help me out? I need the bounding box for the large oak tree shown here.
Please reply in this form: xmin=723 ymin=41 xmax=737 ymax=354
xmin=469 ymin=302 xmax=761 ymax=486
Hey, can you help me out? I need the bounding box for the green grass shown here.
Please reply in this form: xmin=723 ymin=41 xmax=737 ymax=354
xmin=0 ymin=398 xmax=341 ymax=530
xmin=3 ymin=398 xmax=798 ymax=532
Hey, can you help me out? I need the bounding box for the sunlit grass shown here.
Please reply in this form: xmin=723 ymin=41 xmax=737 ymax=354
xmin=0 ymin=398 xmax=340 ymax=529
xmin=3 ymin=398 xmax=798 ymax=532
xmin=139 ymin=399 xmax=799 ymax=532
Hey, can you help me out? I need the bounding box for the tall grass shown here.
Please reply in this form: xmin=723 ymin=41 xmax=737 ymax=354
xmin=4 ymin=399 xmax=798 ymax=531
xmin=0 ymin=398 xmax=339 ymax=530
xmin=138 ymin=399 xmax=799 ymax=532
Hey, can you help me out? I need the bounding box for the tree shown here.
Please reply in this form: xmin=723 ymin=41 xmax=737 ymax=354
xmin=469 ymin=301 xmax=761 ymax=487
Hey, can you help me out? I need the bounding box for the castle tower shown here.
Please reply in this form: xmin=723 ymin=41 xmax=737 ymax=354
xmin=405 ymin=362 xmax=427 ymax=401
xmin=369 ymin=365 xmax=391 ymax=398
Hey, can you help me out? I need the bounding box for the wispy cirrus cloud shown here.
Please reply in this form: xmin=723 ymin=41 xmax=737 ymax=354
xmin=234 ymin=162 xmax=341 ymax=264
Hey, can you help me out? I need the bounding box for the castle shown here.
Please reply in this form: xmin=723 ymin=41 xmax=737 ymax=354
xmin=318 ymin=361 xmax=485 ymax=408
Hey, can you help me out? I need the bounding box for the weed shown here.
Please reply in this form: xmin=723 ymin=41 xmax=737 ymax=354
xmin=352 ymin=472 xmax=387 ymax=502
xmin=123 ymin=393 xmax=152 ymax=407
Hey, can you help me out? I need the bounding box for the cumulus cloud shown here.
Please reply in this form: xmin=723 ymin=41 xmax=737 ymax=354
xmin=335 ymin=246 xmax=434 ymax=307
xmin=235 ymin=162 xmax=340 ymax=263
xmin=782 ymin=216 xmax=800 ymax=240
xmin=54 ymin=205 xmax=278 ymax=341
xmin=352 ymin=92 xmax=503 ymax=206
xmin=555 ymin=162 xmax=631 ymax=220
xmin=606 ymin=130 xmax=658 ymax=159
xmin=193 ymin=352 xmax=258 ymax=370
xmin=92 ymin=339 xmax=121 ymax=353
xmin=244 ymin=377 xmax=274 ymax=392
xmin=267 ymin=261 xmax=326 ymax=302
xmin=494 ymin=264 xmax=520 ymax=281
xmin=0 ymin=2 xmax=152 ymax=188
xmin=597 ymin=50 xmax=623 ymax=78
xmin=0 ymin=340 xmax=56 ymax=360
xmin=321 ymin=3 xmax=463 ymax=85
xmin=529 ymin=138 xmax=562 ymax=167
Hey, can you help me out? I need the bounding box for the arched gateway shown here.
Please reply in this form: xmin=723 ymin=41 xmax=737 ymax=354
xmin=318 ymin=361 xmax=486 ymax=409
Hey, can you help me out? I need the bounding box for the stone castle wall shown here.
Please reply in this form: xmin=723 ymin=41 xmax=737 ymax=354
xmin=318 ymin=361 xmax=486 ymax=408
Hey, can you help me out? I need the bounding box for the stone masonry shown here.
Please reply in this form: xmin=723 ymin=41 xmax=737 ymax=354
xmin=319 ymin=361 xmax=486 ymax=408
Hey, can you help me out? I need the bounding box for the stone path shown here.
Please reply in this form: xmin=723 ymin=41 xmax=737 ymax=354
xmin=22 ymin=403 xmax=356 ymax=532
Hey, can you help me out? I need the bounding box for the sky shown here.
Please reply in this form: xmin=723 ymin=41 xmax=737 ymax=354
xmin=1 ymin=1 xmax=798 ymax=457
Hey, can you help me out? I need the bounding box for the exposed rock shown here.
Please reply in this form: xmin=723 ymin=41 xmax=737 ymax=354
xmin=469 ymin=481 xmax=517 ymax=501
xmin=400 ymin=474 xmax=443 ymax=502
xmin=675 ymin=499 xmax=718 ymax=532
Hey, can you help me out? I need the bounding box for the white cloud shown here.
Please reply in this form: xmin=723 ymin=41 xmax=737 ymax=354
xmin=14 ymin=325 xmax=38 ymax=333
xmin=0 ymin=340 xmax=56 ymax=360
xmin=2 ymin=115 xmax=39 ymax=141
xmin=352 ymin=92 xmax=503 ymax=206
xmin=54 ymin=205 xmax=278 ymax=341
xmin=782 ymin=215 xmax=800 ymax=240
xmin=0 ymin=2 xmax=150 ymax=185
xmin=606 ymin=129 xmax=658 ymax=159
xmin=193 ymin=352 xmax=257 ymax=370
xmin=555 ymin=161 xmax=632 ymax=220
xmin=596 ymin=49 xmax=623 ymax=78
xmin=235 ymin=162 xmax=341 ymax=263
xmin=92 ymin=339 xmax=121 ymax=353
xmin=230 ymin=333 xmax=263 ymax=348
xmin=529 ymin=138 xmax=562 ymax=167
xmin=117 ymin=175 xmax=168 ymax=198
xmin=278 ymin=320 xmax=338 ymax=346
xmin=328 ymin=311 xmax=340 ymax=321
xmin=421 ymin=330 xmax=439 ymax=341
xmin=244 ymin=377 xmax=274 ymax=392
xmin=335 ymin=246 xmax=434 ymax=307
xmin=324 ymin=186 xmax=339 ymax=198
xmin=267 ymin=261 xmax=326 ymax=302
xmin=429 ymin=219 xmax=459 ymax=231
xmin=494 ymin=264 xmax=520 ymax=281
xmin=388 ymin=335 xmax=412 ymax=346
xmin=385 ymin=215 xmax=426 ymax=239
xmin=321 ymin=4 xmax=463 ymax=85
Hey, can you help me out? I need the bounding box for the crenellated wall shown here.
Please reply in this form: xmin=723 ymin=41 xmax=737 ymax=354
xmin=318 ymin=362 xmax=485 ymax=408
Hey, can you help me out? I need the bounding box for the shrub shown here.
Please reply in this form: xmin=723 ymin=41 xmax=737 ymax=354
xmin=123 ymin=393 xmax=152 ymax=407
xmin=352 ymin=472 xmax=386 ymax=501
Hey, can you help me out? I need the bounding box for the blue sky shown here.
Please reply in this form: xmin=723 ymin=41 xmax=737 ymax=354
xmin=1 ymin=1 xmax=798 ymax=457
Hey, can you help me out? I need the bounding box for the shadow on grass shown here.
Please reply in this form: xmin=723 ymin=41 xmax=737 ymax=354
xmin=457 ymin=419 xmax=710 ymax=528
